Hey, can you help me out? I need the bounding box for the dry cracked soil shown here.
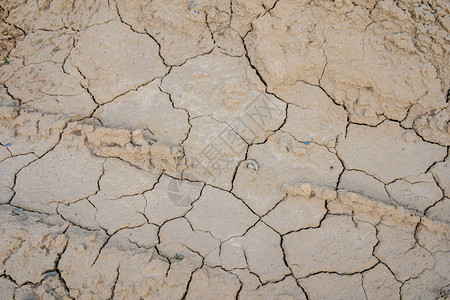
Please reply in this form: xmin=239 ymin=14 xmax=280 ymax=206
xmin=0 ymin=0 xmax=449 ymax=299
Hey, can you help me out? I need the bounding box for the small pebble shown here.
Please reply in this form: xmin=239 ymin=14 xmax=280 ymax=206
xmin=44 ymin=271 xmax=58 ymax=278
xmin=403 ymin=131 xmax=416 ymax=143
xmin=13 ymin=208 xmax=23 ymax=213
xmin=246 ymin=160 xmax=259 ymax=171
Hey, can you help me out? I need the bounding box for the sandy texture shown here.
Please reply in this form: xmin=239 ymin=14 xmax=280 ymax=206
xmin=0 ymin=0 xmax=449 ymax=298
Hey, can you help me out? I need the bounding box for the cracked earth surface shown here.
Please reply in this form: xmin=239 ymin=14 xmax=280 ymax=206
xmin=0 ymin=0 xmax=449 ymax=299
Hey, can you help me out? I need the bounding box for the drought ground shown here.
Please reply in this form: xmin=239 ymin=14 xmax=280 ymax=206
xmin=0 ymin=0 xmax=449 ymax=299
